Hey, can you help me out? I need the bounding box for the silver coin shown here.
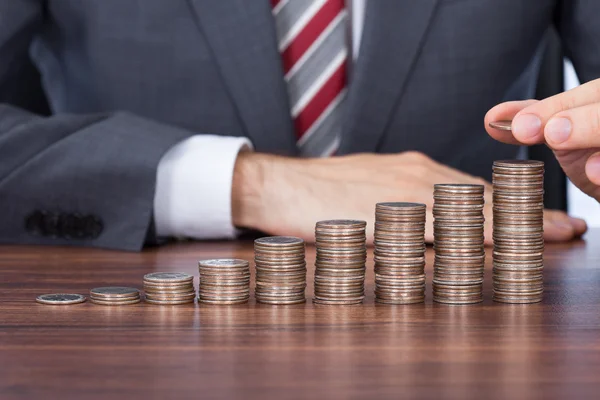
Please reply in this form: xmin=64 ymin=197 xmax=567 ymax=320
xmin=145 ymin=298 xmax=195 ymax=305
xmin=255 ymin=236 xmax=304 ymax=246
xmin=143 ymin=272 xmax=193 ymax=283
xmin=494 ymin=159 xmax=544 ymax=169
xmin=145 ymin=292 xmax=197 ymax=300
xmin=90 ymin=287 xmax=140 ymax=298
xmin=36 ymin=293 xmax=86 ymax=305
xmin=489 ymin=120 xmax=512 ymax=131
xmin=90 ymin=297 xmax=141 ymax=306
xmin=316 ymin=219 xmax=367 ymax=228
xmin=198 ymin=298 xmax=249 ymax=305
xmin=198 ymin=259 xmax=249 ymax=268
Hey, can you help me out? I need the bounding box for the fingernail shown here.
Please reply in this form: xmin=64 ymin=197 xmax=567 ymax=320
xmin=545 ymin=117 xmax=572 ymax=144
xmin=512 ymin=114 xmax=542 ymax=139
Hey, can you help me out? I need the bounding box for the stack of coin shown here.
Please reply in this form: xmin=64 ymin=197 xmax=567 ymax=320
xmin=492 ymin=160 xmax=544 ymax=304
xmin=143 ymin=272 xmax=195 ymax=305
xmin=314 ymin=220 xmax=367 ymax=305
xmin=198 ymin=259 xmax=250 ymax=305
xmin=433 ymin=184 xmax=485 ymax=305
xmin=89 ymin=287 xmax=141 ymax=305
xmin=374 ymin=202 xmax=426 ymax=304
xmin=254 ymin=236 xmax=306 ymax=305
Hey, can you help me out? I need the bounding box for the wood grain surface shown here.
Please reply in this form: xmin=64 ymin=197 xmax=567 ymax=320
xmin=1 ymin=232 xmax=599 ymax=400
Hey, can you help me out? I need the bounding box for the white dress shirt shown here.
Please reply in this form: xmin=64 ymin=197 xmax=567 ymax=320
xmin=154 ymin=0 xmax=366 ymax=239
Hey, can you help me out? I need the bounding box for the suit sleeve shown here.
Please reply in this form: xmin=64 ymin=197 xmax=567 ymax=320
xmin=0 ymin=1 xmax=193 ymax=251
xmin=556 ymin=0 xmax=600 ymax=83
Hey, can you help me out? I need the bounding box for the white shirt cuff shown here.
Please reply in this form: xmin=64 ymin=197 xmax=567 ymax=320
xmin=154 ymin=135 xmax=253 ymax=239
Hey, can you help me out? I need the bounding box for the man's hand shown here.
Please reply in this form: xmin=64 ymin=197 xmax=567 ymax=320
xmin=232 ymin=151 xmax=585 ymax=244
xmin=486 ymin=77 xmax=600 ymax=205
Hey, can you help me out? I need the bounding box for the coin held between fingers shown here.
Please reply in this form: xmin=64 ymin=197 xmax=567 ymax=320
xmin=489 ymin=120 xmax=513 ymax=131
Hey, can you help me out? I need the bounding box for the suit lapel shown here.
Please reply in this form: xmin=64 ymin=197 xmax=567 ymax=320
xmin=187 ymin=0 xmax=297 ymax=154
xmin=340 ymin=0 xmax=440 ymax=154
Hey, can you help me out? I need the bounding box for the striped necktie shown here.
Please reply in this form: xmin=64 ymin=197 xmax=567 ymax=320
xmin=271 ymin=0 xmax=348 ymax=157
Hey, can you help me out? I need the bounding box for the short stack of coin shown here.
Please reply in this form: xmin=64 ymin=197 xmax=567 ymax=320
xmin=433 ymin=184 xmax=485 ymax=305
xmin=89 ymin=287 xmax=141 ymax=305
xmin=492 ymin=160 xmax=544 ymax=304
xmin=314 ymin=220 xmax=367 ymax=305
xmin=254 ymin=236 xmax=307 ymax=305
xmin=198 ymin=259 xmax=250 ymax=305
xmin=143 ymin=272 xmax=195 ymax=305
xmin=374 ymin=202 xmax=426 ymax=304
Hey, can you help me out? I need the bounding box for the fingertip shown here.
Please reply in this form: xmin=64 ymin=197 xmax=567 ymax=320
xmin=485 ymin=99 xmax=539 ymax=123
xmin=511 ymin=114 xmax=545 ymax=145
xmin=544 ymin=220 xmax=575 ymax=242
xmin=544 ymin=117 xmax=572 ymax=147
xmin=569 ymin=216 xmax=588 ymax=236
xmin=585 ymin=152 xmax=600 ymax=185
xmin=485 ymin=100 xmax=541 ymax=145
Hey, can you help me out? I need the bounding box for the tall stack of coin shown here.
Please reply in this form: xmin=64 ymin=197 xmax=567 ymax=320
xmin=89 ymin=287 xmax=141 ymax=305
xmin=143 ymin=272 xmax=196 ymax=305
xmin=374 ymin=202 xmax=426 ymax=304
xmin=314 ymin=220 xmax=367 ymax=305
xmin=254 ymin=236 xmax=306 ymax=304
xmin=433 ymin=184 xmax=485 ymax=305
xmin=198 ymin=259 xmax=250 ymax=305
xmin=492 ymin=160 xmax=544 ymax=304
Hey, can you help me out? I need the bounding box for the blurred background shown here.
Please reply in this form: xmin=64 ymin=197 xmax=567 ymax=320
xmin=10 ymin=26 xmax=598 ymax=228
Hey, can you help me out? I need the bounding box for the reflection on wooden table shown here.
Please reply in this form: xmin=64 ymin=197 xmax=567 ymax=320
xmin=0 ymin=232 xmax=598 ymax=399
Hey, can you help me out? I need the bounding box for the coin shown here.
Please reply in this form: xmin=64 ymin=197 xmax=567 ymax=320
xmin=489 ymin=120 xmax=513 ymax=131
xmin=90 ymin=297 xmax=141 ymax=306
xmin=254 ymin=236 xmax=304 ymax=248
xmin=199 ymin=259 xmax=249 ymax=268
xmin=313 ymin=297 xmax=364 ymax=305
xmin=197 ymin=298 xmax=250 ymax=305
xmin=90 ymin=287 xmax=140 ymax=298
xmin=36 ymin=293 xmax=86 ymax=305
xmin=143 ymin=272 xmax=193 ymax=283
xmin=144 ymin=298 xmax=194 ymax=305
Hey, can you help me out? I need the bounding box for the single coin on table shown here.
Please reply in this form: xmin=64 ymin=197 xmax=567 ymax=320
xmin=489 ymin=120 xmax=513 ymax=131
xmin=36 ymin=293 xmax=86 ymax=305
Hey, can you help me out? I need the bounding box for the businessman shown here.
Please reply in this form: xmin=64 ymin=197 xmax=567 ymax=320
xmin=0 ymin=0 xmax=597 ymax=250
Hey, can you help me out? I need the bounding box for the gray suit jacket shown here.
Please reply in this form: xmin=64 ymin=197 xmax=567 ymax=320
xmin=1 ymin=0 xmax=599 ymax=250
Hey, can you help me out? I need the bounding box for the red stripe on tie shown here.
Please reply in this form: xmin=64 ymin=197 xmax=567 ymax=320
xmin=281 ymin=0 xmax=344 ymax=74
xmin=271 ymin=0 xmax=282 ymax=8
xmin=294 ymin=60 xmax=346 ymax=140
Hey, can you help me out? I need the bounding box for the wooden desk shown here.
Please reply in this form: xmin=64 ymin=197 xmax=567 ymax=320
xmin=1 ymin=232 xmax=599 ymax=400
